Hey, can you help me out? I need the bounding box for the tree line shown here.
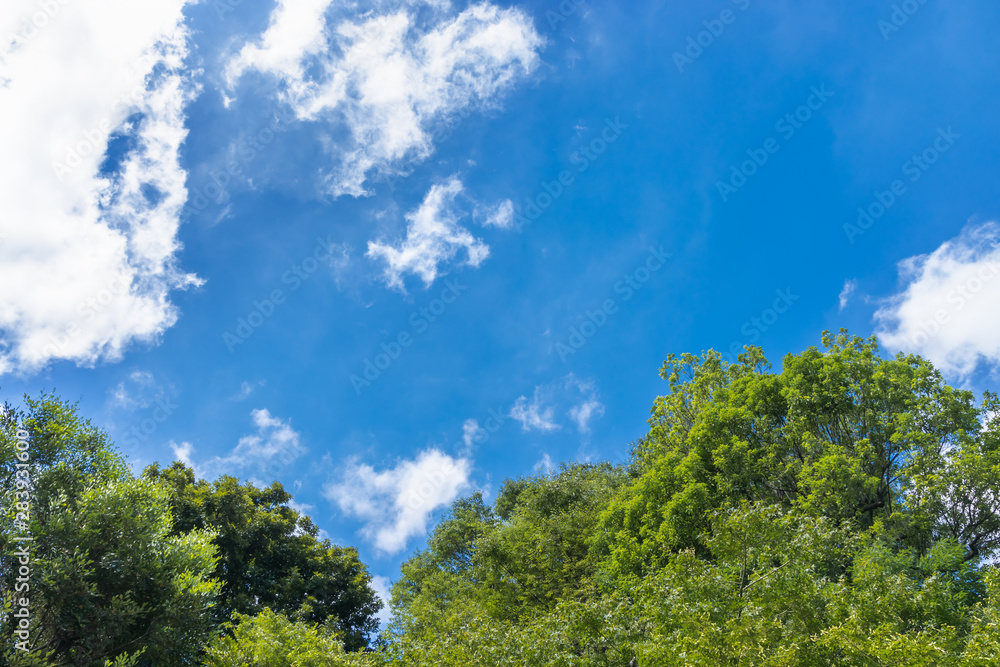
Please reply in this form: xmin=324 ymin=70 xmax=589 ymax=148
xmin=3 ymin=332 xmax=1000 ymax=665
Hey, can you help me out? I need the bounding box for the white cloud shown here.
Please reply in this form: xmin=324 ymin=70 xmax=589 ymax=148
xmin=461 ymin=418 xmax=481 ymax=453
xmin=534 ymin=453 xmax=555 ymax=473
xmin=0 ymin=0 xmax=201 ymax=375
xmin=479 ymin=199 xmax=515 ymax=229
xmin=231 ymin=380 xmax=265 ymax=401
xmin=510 ymin=387 xmax=560 ymax=433
xmin=226 ymin=0 xmax=332 ymax=87
xmin=370 ymin=575 xmax=393 ymax=626
xmin=839 ymin=279 xmax=857 ymax=311
xmin=227 ymin=1 xmax=542 ymax=197
xmin=568 ymin=398 xmax=605 ymax=433
xmin=170 ymin=440 xmax=195 ymax=467
xmin=286 ymin=498 xmax=316 ymax=516
xmin=566 ymin=374 xmax=605 ymax=434
xmin=231 ymin=408 xmax=305 ymax=466
xmin=367 ymin=177 xmax=489 ymax=289
xmin=195 ymin=409 xmax=306 ymax=479
xmin=329 ymin=241 xmax=353 ymax=290
xmin=324 ymin=448 xmax=471 ymax=554
xmin=510 ymin=374 xmax=605 ymax=434
xmin=876 ymin=222 xmax=1000 ymax=378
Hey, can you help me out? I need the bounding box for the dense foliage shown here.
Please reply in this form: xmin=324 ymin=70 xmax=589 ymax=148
xmin=3 ymin=332 xmax=999 ymax=665
xmin=201 ymin=608 xmax=362 ymax=667
xmin=142 ymin=462 xmax=380 ymax=651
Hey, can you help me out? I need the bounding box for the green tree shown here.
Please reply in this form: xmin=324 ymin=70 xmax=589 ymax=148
xmin=595 ymin=333 xmax=997 ymax=583
xmin=143 ymin=462 xmax=381 ymax=651
xmin=387 ymin=464 xmax=627 ymax=657
xmin=629 ymin=505 xmax=984 ymax=665
xmin=474 ymin=463 xmax=626 ymax=618
xmin=0 ymin=395 xmax=220 ymax=666
xmin=201 ymin=608 xmax=364 ymax=667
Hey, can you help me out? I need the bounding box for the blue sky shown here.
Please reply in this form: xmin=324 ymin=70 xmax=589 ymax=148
xmin=3 ymin=0 xmax=1000 ymax=605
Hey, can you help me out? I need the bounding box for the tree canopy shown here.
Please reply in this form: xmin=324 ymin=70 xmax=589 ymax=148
xmin=142 ymin=462 xmax=381 ymax=652
xmin=1 ymin=395 xmax=219 ymax=666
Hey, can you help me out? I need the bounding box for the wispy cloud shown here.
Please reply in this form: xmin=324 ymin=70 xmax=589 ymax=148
xmin=187 ymin=409 xmax=306 ymax=479
xmin=534 ymin=453 xmax=555 ymax=473
xmin=478 ymin=199 xmax=516 ymax=229
xmin=329 ymin=242 xmax=353 ymax=291
xmin=839 ymin=279 xmax=857 ymax=311
xmin=229 ymin=409 xmax=305 ymax=467
xmin=510 ymin=386 xmax=561 ymax=433
xmin=368 ymin=177 xmax=489 ymax=290
xmin=568 ymin=397 xmax=605 ymax=433
xmin=510 ymin=374 xmax=606 ymax=434
xmin=230 ymin=380 xmax=265 ymax=402
xmin=109 ymin=370 xmax=158 ymax=409
xmin=461 ymin=418 xmax=482 ymax=454
xmin=226 ymin=0 xmax=331 ymax=86
xmin=566 ymin=374 xmax=605 ymax=433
